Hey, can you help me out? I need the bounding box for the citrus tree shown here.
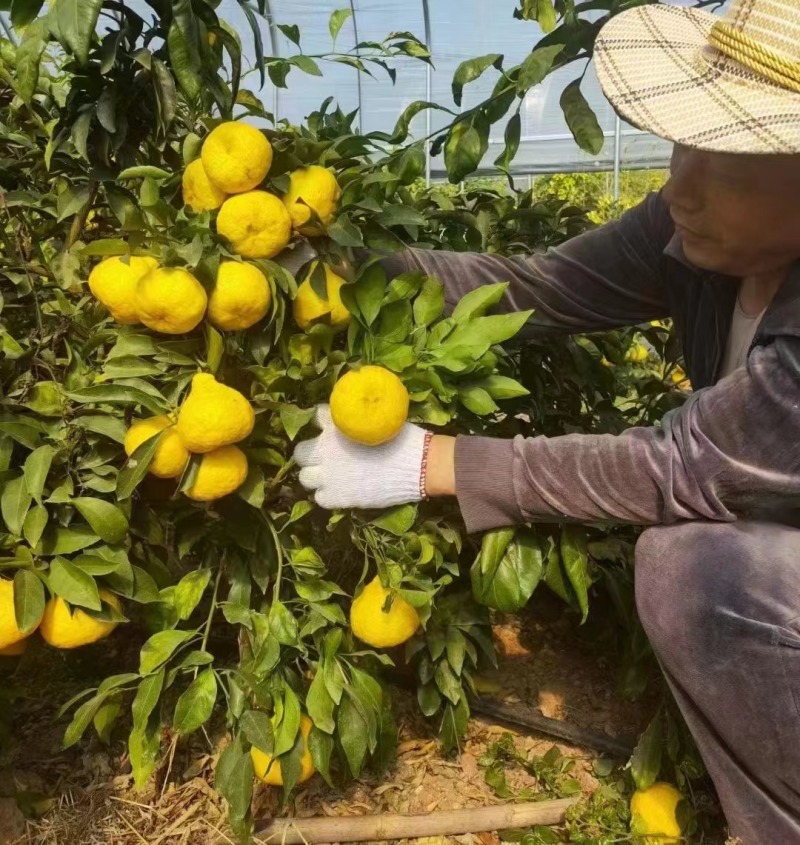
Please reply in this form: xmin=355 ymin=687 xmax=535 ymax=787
xmin=0 ymin=1 xmax=695 ymax=840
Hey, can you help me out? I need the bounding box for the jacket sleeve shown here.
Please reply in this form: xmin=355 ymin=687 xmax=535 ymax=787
xmin=379 ymin=192 xmax=673 ymax=337
xmin=454 ymin=339 xmax=800 ymax=533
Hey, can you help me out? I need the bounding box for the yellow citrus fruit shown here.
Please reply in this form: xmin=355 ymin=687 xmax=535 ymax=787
xmin=330 ymin=366 xmax=409 ymax=446
xmin=630 ymin=782 xmax=683 ymax=844
xmin=350 ymin=577 xmax=420 ymax=648
xmin=626 ymin=343 xmax=649 ymax=363
xmin=88 ymin=256 xmax=159 ymax=325
xmin=124 ymin=416 xmax=189 ymax=479
xmin=40 ymin=590 xmax=121 ymax=649
xmin=217 ymin=191 xmax=292 ymax=259
xmin=201 ymin=121 xmax=272 ymax=194
xmin=182 ymin=158 xmax=228 ymax=212
xmin=251 ymin=714 xmax=315 ymax=786
xmin=135 ymin=267 xmax=208 ymax=334
xmin=282 ymin=165 xmax=341 ymax=233
xmin=185 ymin=445 xmax=248 ymax=502
xmin=293 ymin=264 xmax=350 ymax=331
xmin=176 ymin=373 xmax=255 ymax=453
xmin=0 ymin=638 xmax=27 ymax=657
xmin=0 ymin=579 xmax=30 ymax=650
xmin=208 ymin=261 xmax=272 ymax=331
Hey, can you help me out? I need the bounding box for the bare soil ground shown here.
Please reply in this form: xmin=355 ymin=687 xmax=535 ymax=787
xmin=0 ymin=592 xmax=727 ymax=845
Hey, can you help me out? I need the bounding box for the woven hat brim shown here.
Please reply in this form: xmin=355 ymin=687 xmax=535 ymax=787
xmin=594 ymin=5 xmax=800 ymax=155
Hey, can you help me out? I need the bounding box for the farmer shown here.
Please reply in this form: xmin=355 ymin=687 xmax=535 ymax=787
xmin=296 ymin=0 xmax=800 ymax=840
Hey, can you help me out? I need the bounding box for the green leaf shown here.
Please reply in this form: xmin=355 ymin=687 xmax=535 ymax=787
xmin=269 ymin=601 xmax=299 ymax=646
xmin=13 ymin=569 xmax=45 ymax=634
xmin=417 ymin=682 xmax=441 ymax=717
xmin=440 ymin=696 xmax=469 ymax=753
xmin=306 ymin=669 xmax=335 ymax=734
xmin=494 ymin=111 xmax=521 ymax=173
xmin=10 ymin=0 xmax=45 ymax=28
xmin=444 ymin=116 xmax=489 ymax=184
xmin=241 ymin=710 xmax=273 ymax=754
xmin=451 ymin=283 xmax=508 ymax=323
xmin=205 ymin=323 xmax=223 ymax=373
xmin=15 ymin=17 xmax=47 ymax=102
xmin=445 ymin=310 xmax=533 ymax=353
xmin=378 ymin=205 xmax=427 ymax=229
xmin=290 ymin=55 xmax=322 ymax=77
xmin=116 ymin=429 xmax=164 ymax=500
xmin=117 ymin=165 xmax=172 ymax=181
xmin=516 ymin=44 xmax=564 ymax=92
xmin=38 ymin=526 xmax=100 ymax=556
xmin=413 ymin=278 xmax=445 ymax=327
xmin=173 ymin=569 xmax=211 ymax=621
xmin=131 ymin=669 xmax=164 ymax=730
xmin=537 ymin=0 xmax=557 ymax=32
xmin=458 ymin=386 xmax=498 ymax=415
xmin=67 ymin=385 xmax=168 ymax=415
xmin=471 ymin=529 xmax=542 ymax=612
xmin=63 ymin=692 xmax=108 ymax=749
xmin=279 ymin=405 xmax=315 ymax=441
xmin=327 ymin=215 xmax=364 ymax=247
xmin=308 ymin=728 xmax=334 ymax=787
xmin=72 ymin=498 xmax=129 ymax=544
xmin=370 ymin=504 xmax=418 ymax=536
xmin=93 ymin=698 xmax=122 ymax=745
xmin=56 ymin=0 xmax=103 ymax=65
xmin=329 ymin=9 xmax=352 ymax=45
xmin=49 ymin=557 xmax=101 ymax=610
xmin=390 ymin=100 xmax=452 ymax=144
xmin=215 ymin=734 xmax=254 ymax=824
xmin=23 ymin=445 xmax=54 ymax=504
xmin=23 ymin=504 xmax=48 ymax=549
xmin=173 ymin=668 xmax=217 ymax=735
xmin=277 ymin=23 xmax=300 ymax=47
xmin=354 ymin=263 xmax=386 ymax=327
xmin=560 ymin=79 xmax=604 ymax=156
xmin=338 ymin=692 xmax=368 ymax=777
xmin=631 ymin=711 xmax=663 ymax=791
xmin=139 ymin=630 xmax=194 ymax=675
xmin=452 ymin=54 xmax=502 ymax=107
xmin=560 ymin=527 xmax=590 ymax=622
xmin=475 ymin=375 xmax=530 ymax=400
xmin=167 ymin=6 xmax=203 ymax=99
xmin=1 ymin=474 xmax=32 ymax=536
xmin=272 ymin=686 xmax=301 ymax=757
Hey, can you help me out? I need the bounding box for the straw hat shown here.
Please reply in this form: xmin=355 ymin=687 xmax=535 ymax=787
xmin=594 ymin=0 xmax=800 ymax=154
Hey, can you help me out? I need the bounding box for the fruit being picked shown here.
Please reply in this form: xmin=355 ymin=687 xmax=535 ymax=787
xmin=292 ymin=263 xmax=350 ymax=331
xmin=0 ymin=579 xmax=33 ymax=650
xmin=201 ymin=121 xmax=272 ymax=193
xmin=88 ymin=255 xmax=158 ymax=325
xmin=251 ymin=713 xmax=315 ymax=786
xmin=40 ymin=590 xmax=122 ymax=649
xmin=330 ymin=365 xmax=409 ymax=445
xmin=124 ymin=416 xmax=189 ymax=478
xmin=135 ymin=267 xmax=208 ymax=334
xmin=208 ymin=261 xmax=271 ymax=331
xmin=350 ymin=576 xmax=420 ymax=648
xmin=185 ymin=445 xmax=248 ymax=501
xmin=216 ymin=191 xmax=291 ymax=259
xmin=176 ymin=373 xmax=255 ymax=453
xmin=182 ymin=158 xmax=228 ymax=211
xmin=282 ymin=165 xmax=341 ymax=233
xmin=630 ymin=782 xmax=684 ymax=844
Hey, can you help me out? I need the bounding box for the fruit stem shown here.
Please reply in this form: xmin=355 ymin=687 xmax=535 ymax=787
xmin=198 ymin=566 xmax=223 ymax=670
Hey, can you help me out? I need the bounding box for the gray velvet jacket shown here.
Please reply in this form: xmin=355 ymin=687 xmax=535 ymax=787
xmin=380 ymin=192 xmax=800 ymax=533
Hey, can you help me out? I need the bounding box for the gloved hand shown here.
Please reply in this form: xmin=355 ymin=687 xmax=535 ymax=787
xmin=294 ymin=405 xmax=427 ymax=510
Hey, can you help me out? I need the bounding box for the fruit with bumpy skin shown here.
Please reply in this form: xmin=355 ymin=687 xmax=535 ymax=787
xmin=350 ymin=577 xmax=420 ymax=648
xmin=330 ymin=366 xmax=409 ymax=446
xmin=124 ymin=416 xmax=189 ymax=478
xmin=40 ymin=590 xmax=122 ymax=649
xmin=626 ymin=342 xmax=649 ymax=363
xmin=176 ymin=373 xmax=255 ymax=453
xmin=185 ymin=445 xmax=248 ymax=501
xmin=182 ymin=158 xmax=228 ymax=211
xmin=0 ymin=638 xmax=27 ymax=656
xmin=251 ymin=714 xmax=315 ymax=786
xmin=216 ymin=191 xmax=291 ymax=259
xmin=201 ymin=122 xmax=272 ymax=193
xmin=88 ymin=256 xmax=159 ymax=324
xmin=282 ymin=166 xmax=341 ymax=233
xmin=0 ymin=580 xmax=30 ymax=650
xmin=208 ymin=261 xmax=272 ymax=331
xmin=292 ymin=264 xmax=349 ymax=331
xmin=630 ymin=782 xmax=683 ymax=844
xmin=135 ymin=267 xmax=208 ymax=334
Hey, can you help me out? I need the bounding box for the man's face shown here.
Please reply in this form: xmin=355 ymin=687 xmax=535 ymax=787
xmin=662 ymin=145 xmax=800 ymax=277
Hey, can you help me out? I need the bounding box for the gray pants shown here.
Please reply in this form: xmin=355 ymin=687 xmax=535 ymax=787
xmin=635 ymin=521 xmax=800 ymax=844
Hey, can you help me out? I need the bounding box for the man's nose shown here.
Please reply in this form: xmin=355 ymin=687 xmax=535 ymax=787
xmin=663 ymin=144 xmax=705 ymax=211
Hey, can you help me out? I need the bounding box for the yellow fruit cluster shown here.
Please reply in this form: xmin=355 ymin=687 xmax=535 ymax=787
xmin=0 ymin=579 xmax=121 ymax=654
xmin=124 ymin=374 xmax=253 ymax=502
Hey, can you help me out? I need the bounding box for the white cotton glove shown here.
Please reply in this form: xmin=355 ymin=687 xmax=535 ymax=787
xmin=294 ymin=405 xmax=426 ymax=510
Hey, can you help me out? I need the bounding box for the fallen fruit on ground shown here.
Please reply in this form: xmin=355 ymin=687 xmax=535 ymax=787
xmin=330 ymin=365 xmax=409 ymax=445
xmin=216 ymin=191 xmax=292 ymax=258
xmin=39 ymin=591 xmax=122 ymax=649
xmin=88 ymin=256 xmax=159 ymax=325
xmin=208 ymin=261 xmax=272 ymax=331
xmin=350 ymin=576 xmax=420 ymax=648
xmin=200 ymin=121 xmax=273 ymax=193
xmin=0 ymin=579 xmax=29 ymax=650
xmin=182 ymin=157 xmax=228 ymax=211
xmin=135 ymin=267 xmax=208 ymax=334
xmin=282 ymin=165 xmax=341 ymax=232
xmin=185 ymin=445 xmax=248 ymax=501
xmin=176 ymin=373 xmax=255 ymax=453
xmin=251 ymin=714 xmax=315 ymax=786
xmin=630 ymin=781 xmax=683 ymax=844
xmin=293 ymin=263 xmax=350 ymax=331
xmin=124 ymin=416 xmax=190 ymax=478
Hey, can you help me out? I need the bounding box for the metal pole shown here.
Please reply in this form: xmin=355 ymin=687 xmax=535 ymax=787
xmin=263 ymin=0 xmax=281 ymax=121
xmin=613 ymin=114 xmax=622 ymax=202
xmin=349 ymin=0 xmax=362 ymax=133
xmin=422 ymin=0 xmax=432 ymax=187
xmin=0 ymin=12 xmax=17 ymax=45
